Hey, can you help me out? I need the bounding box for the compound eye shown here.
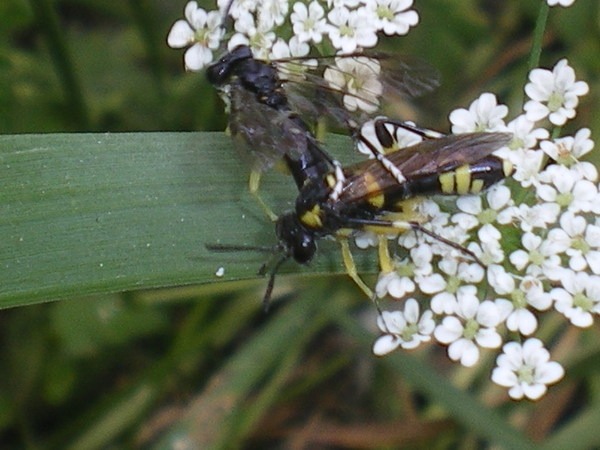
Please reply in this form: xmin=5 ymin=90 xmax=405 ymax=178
xmin=276 ymin=213 xmax=316 ymax=264
xmin=292 ymin=232 xmax=316 ymax=264
xmin=206 ymin=46 xmax=252 ymax=85
xmin=206 ymin=60 xmax=230 ymax=85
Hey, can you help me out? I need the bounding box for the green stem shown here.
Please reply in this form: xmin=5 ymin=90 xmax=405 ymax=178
xmin=28 ymin=0 xmax=91 ymax=130
xmin=128 ymin=0 xmax=168 ymax=114
xmin=529 ymin=2 xmax=550 ymax=71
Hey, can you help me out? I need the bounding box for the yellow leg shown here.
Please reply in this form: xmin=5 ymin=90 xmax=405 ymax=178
xmin=339 ymin=237 xmax=374 ymax=299
xmin=249 ymin=170 xmax=278 ymax=222
xmin=378 ymin=235 xmax=394 ymax=274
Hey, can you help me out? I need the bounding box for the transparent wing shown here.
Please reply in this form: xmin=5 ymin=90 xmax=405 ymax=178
xmin=227 ymin=82 xmax=313 ymax=172
xmin=275 ymin=52 xmax=441 ymax=131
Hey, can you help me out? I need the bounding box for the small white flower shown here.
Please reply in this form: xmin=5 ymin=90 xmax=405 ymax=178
xmin=536 ymin=158 xmax=599 ymax=212
xmin=428 ymin=259 xmax=483 ymax=315
xmin=327 ymin=6 xmax=378 ymax=53
xmin=269 ymin=36 xmax=310 ymax=60
xmin=540 ymin=129 xmax=595 ymax=169
xmin=167 ymin=2 xmax=224 ymax=71
xmin=548 ymin=212 xmax=600 ymax=274
xmin=512 ymin=202 xmax=561 ymax=233
xmin=291 ymin=1 xmax=328 ymax=44
xmin=228 ymin=11 xmax=276 ymax=59
xmin=364 ymin=0 xmax=419 ymax=36
xmin=511 ymin=149 xmax=545 ymax=188
xmin=492 ymin=338 xmax=565 ymax=401
xmin=434 ymin=287 xmax=502 ymax=367
xmin=536 ymin=164 xmax=597 ymax=213
xmin=354 ymin=230 xmax=379 ymax=249
xmin=257 ymin=0 xmax=288 ymax=29
xmin=453 ymin=185 xmax=513 ymax=231
xmin=376 ymin=243 xmax=437 ymax=299
xmin=269 ymin=36 xmax=313 ymax=82
xmin=551 ymin=270 xmax=600 ymax=327
xmin=375 ymin=270 xmax=415 ymax=299
xmin=509 ymin=231 xmax=564 ymax=278
xmin=547 ymin=0 xmax=576 ymax=7
xmin=415 ymin=271 xmax=447 ymax=295
xmin=217 ymin=0 xmax=257 ymax=20
xmin=410 ymin=243 xmax=434 ymax=272
xmin=495 ymin=276 xmax=552 ymax=335
xmin=449 ymin=93 xmax=508 ymax=133
xmin=494 ymin=116 xmax=549 ymax=174
xmin=524 ymin=59 xmax=589 ymax=126
xmin=504 ymin=115 xmax=550 ymax=152
xmin=487 ymin=265 xmax=515 ymax=296
xmin=464 ymin=224 xmax=505 ymax=266
xmin=323 ymin=56 xmax=383 ymax=112
xmin=327 ymin=0 xmax=362 ymax=8
xmin=429 ymin=264 xmax=480 ymax=312
xmin=424 ymin=223 xmax=473 ymax=261
xmin=373 ymin=300 xmax=435 ymax=355
xmin=467 ymin=236 xmax=504 ymax=267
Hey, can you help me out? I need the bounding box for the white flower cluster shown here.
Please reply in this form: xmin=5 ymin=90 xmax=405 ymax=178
xmin=168 ymin=0 xmax=419 ymax=71
xmin=373 ymin=58 xmax=595 ymax=401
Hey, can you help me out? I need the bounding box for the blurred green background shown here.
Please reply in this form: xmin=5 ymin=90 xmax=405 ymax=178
xmin=1 ymin=0 xmax=600 ymax=448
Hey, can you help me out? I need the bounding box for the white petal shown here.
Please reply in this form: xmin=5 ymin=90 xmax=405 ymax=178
xmin=536 ymin=361 xmax=565 ymax=384
xmin=522 ymin=383 xmax=547 ymax=400
xmin=434 ymin=317 xmax=463 ymax=343
xmin=167 ymin=20 xmax=195 ymax=48
xmin=475 ymin=328 xmax=502 ymax=348
xmin=373 ymin=334 xmax=401 ymax=356
xmin=448 ymin=339 xmax=479 ymax=367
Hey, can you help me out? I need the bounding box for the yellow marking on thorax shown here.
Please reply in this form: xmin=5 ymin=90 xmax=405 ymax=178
xmin=300 ymin=205 xmax=322 ymax=228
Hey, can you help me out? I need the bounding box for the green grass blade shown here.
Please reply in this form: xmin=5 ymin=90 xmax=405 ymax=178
xmin=0 ymin=132 xmax=356 ymax=308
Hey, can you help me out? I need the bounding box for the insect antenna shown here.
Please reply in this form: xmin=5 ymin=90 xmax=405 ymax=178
xmin=219 ymin=0 xmax=236 ymax=32
xmin=408 ymin=222 xmax=486 ymax=268
xmin=205 ymin=242 xmax=292 ymax=311
xmin=205 ymin=242 xmax=277 ymax=253
xmin=262 ymin=252 xmax=292 ymax=312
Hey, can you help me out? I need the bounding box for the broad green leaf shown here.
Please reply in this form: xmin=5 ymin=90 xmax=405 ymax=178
xmin=0 ymin=132 xmax=366 ymax=309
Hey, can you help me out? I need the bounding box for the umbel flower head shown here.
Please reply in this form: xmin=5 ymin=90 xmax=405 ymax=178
xmin=373 ymin=56 xmax=594 ymax=400
xmin=168 ymin=0 xmax=420 ymax=71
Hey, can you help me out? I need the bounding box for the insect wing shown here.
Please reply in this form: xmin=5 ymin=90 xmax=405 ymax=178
xmin=340 ymin=132 xmax=512 ymax=204
xmin=228 ymin=82 xmax=312 ymax=172
xmin=274 ymin=53 xmax=441 ymax=130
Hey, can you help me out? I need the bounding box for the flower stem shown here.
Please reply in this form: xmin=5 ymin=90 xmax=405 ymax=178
xmin=528 ymin=3 xmax=550 ymax=71
xmin=28 ymin=0 xmax=91 ymax=130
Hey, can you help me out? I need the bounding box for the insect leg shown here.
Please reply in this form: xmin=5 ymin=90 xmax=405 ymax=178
xmin=380 ymin=118 xmax=446 ymax=140
xmin=378 ymin=234 xmax=394 ymax=274
xmin=249 ymin=170 xmax=279 ymax=222
xmin=347 ymin=216 xmax=485 ymax=267
xmin=338 ymin=236 xmax=375 ymax=299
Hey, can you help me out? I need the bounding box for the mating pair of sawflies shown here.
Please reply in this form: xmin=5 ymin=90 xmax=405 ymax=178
xmin=203 ymin=19 xmax=512 ymax=308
